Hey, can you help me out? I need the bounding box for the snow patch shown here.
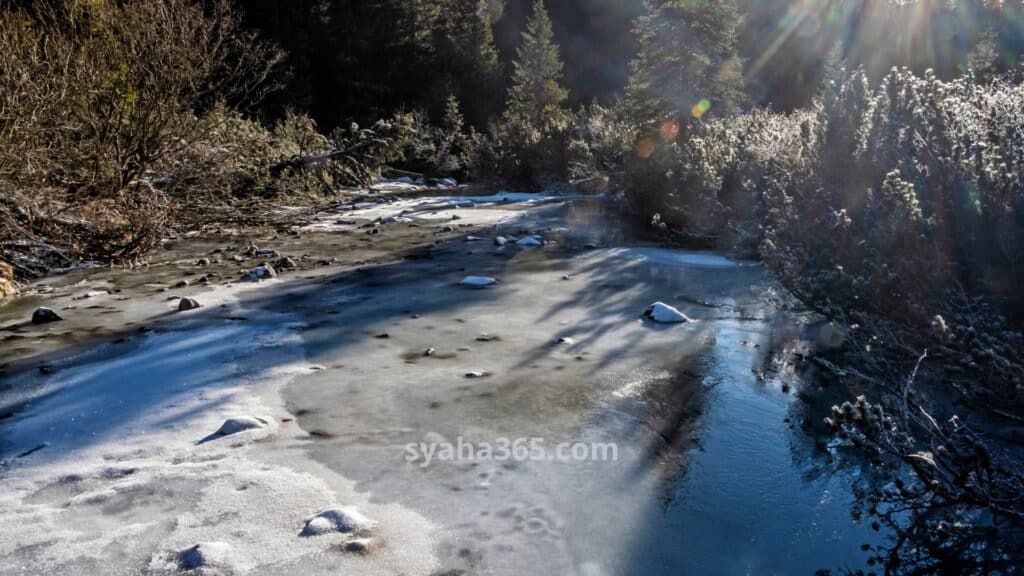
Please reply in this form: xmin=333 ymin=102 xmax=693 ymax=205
xmin=460 ymin=276 xmax=497 ymax=288
xmin=516 ymin=236 xmax=543 ymax=247
xmin=0 ymin=293 xmax=439 ymax=575
xmin=177 ymin=542 xmax=241 ymax=573
xmin=197 ymin=416 xmax=269 ymax=444
xmin=607 ymin=247 xmax=749 ymax=269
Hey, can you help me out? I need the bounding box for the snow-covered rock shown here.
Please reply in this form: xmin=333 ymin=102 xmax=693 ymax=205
xmin=460 ymin=276 xmax=497 ymax=287
xmin=178 ymin=542 xmax=235 ymax=572
xmin=393 ymin=176 xmax=414 ymax=184
xmin=643 ymin=302 xmax=692 ymax=324
xmin=212 ymin=416 xmax=267 ymax=438
xmin=300 ymin=508 xmax=376 ymax=537
xmin=438 ymin=177 xmax=457 ymax=187
xmin=242 ymin=264 xmax=277 ymax=282
xmin=494 ymin=236 xmax=509 ymax=246
xmin=516 ymin=236 xmax=543 ymax=248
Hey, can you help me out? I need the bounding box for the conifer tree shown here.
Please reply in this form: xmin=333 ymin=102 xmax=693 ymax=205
xmin=504 ymin=0 xmax=568 ymax=136
xmin=625 ymin=0 xmax=744 ymax=126
xmin=434 ymin=0 xmax=501 ymax=126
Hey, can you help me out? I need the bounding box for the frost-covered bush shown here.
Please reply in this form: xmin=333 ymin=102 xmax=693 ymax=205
xmin=623 ymin=108 xmax=808 ymax=249
xmin=402 ymin=97 xmax=483 ymax=179
xmin=764 ymin=68 xmax=1024 ymax=329
xmin=563 ymin=103 xmax=635 ymax=182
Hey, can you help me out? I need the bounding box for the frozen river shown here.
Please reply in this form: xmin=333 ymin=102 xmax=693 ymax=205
xmin=0 ymin=194 xmax=878 ymax=575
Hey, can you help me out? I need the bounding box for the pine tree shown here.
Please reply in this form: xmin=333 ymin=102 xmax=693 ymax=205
xmin=434 ymin=0 xmax=501 ymax=126
xmin=625 ymin=0 xmax=744 ymax=126
xmin=504 ymin=0 xmax=568 ymax=136
xmin=442 ymin=93 xmax=466 ymax=136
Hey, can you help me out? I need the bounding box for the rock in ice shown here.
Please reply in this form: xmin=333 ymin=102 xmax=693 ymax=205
xmin=300 ymin=507 xmax=376 ymax=537
xmin=643 ymin=302 xmax=692 ymax=324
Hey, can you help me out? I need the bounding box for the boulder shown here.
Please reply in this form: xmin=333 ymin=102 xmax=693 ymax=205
xmin=274 ymin=257 xmax=296 ymax=271
xmin=643 ymin=302 xmax=692 ymax=324
xmin=178 ymin=298 xmax=201 ymax=312
xmin=31 ymin=307 xmax=62 ymax=325
xmin=516 ymin=236 xmax=542 ymax=247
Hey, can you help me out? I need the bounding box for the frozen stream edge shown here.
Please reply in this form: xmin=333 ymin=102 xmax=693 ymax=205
xmin=0 ymin=282 xmax=439 ymax=576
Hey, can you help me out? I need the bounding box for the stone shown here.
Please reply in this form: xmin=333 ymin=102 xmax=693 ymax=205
xmin=178 ymin=298 xmax=201 ymax=312
xmin=242 ymin=263 xmax=277 ymax=282
xmin=300 ymin=508 xmax=376 ymax=537
xmin=31 ymin=307 xmax=62 ymax=325
xmin=642 ymin=302 xmax=692 ymax=324
xmin=274 ymin=257 xmax=296 ymax=271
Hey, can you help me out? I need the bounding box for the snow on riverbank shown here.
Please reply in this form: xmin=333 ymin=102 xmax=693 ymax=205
xmin=605 ymin=247 xmax=752 ymax=269
xmin=301 ymin=191 xmax=582 ymax=232
xmin=0 ymin=285 xmax=438 ymax=575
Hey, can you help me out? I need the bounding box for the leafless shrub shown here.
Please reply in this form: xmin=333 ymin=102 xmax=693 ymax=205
xmin=0 ymin=0 xmax=281 ymax=270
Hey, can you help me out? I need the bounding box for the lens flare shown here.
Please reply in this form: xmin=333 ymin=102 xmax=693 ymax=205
xmin=636 ymin=136 xmax=656 ymax=158
xmin=691 ymin=99 xmax=711 ymax=119
xmin=659 ymin=119 xmax=679 ymax=141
